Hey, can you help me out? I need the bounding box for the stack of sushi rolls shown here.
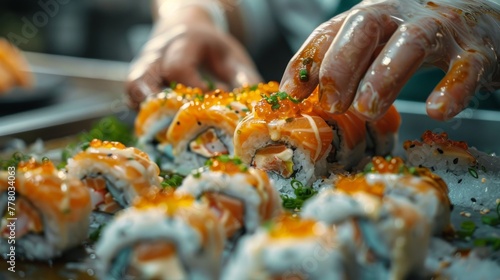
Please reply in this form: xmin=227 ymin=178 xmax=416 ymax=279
xmin=301 ymin=156 xmax=452 ymax=279
xmin=66 ymin=139 xmax=162 ymax=213
xmin=135 ymin=82 xmax=402 ymax=190
xmin=135 ymin=82 xmax=279 ymax=174
xmin=0 ymin=157 xmax=92 ymax=260
xmin=176 ymin=155 xmax=283 ymax=240
xmin=95 ymin=189 xmax=225 ymax=280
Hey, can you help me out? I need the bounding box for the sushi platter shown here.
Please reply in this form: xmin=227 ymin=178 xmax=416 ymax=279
xmin=1 ymin=68 xmax=500 ymax=279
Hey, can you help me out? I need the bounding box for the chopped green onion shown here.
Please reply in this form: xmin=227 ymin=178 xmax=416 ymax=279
xmin=169 ymin=81 xmax=177 ymax=89
xmin=468 ymin=167 xmax=478 ymax=178
xmin=89 ymin=224 xmax=106 ymax=242
xmin=299 ymin=69 xmax=309 ymax=81
xmin=161 ymin=173 xmax=185 ymax=189
xmin=481 ymin=215 xmax=500 ymax=226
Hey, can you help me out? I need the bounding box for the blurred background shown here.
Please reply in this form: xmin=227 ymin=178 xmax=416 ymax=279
xmin=0 ymin=0 xmax=152 ymax=62
xmin=0 ymin=0 xmax=499 ymax=151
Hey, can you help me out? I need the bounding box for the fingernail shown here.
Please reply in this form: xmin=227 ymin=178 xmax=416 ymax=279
xmin=426 ymin=92 xmax=461 ymax=120
xmin=353 ymin=82 xmax=381 ymax=119
xmin=318 ymin=80 xmax=344 ymax=113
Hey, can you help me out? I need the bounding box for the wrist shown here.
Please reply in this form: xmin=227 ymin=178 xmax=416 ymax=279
xmin=157 ymin=0 xmax=228 ymax=32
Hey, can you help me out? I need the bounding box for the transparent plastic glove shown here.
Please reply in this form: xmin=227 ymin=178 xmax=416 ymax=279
xmin=126 ymin=6 xmax=262 ymax=110
xmin=280 ymin=0 xmax=500 ymax=121
xmin=0 ymin=38 xmax=32 ymax=94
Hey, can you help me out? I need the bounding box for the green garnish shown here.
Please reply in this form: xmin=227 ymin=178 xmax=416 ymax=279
xmin=205 ymin=79 xmax=215 ymax=91
xmin=473 ymin=237 xmax=500 ymax=251
xmin=482 ymin=200 xmax=500 ymax=226
xmin=249 ymin=84 xmax=259 ymax=91
xmin=241 ymin=108 xmax=250 ymax=113
xmin=261 ymin=92 xmax=300 ymax=111
xmin=468 ymin=167 xmax=478 ymax=178
xmin=79 ymin=116 xmax=135 ymax=146
xmin=299 ymin=69 xmax=309 ymax=81
xmin=456 ymin=220 xmax=476 ymax=239
xmin=89 ymin=224 xmax=106 ymax=242
xmin=194 ymin=94 xmax=205 ymax=102
xmin=226 ymin=104 xmax=232 ymax=110
xmin=481 ymin=215 xmax=500 ymax=226
xmin=280 ymin=179 xmax=318 ymax=210
xmin=192 ymin=168 xmax=202 ymax=179
xmin=0 ymin=152 xmax=30 ymax=170
xmin=169 ymin=81 xmax=177 ymax=89
xmin=161 ymin=173 xmax=185 ymax=189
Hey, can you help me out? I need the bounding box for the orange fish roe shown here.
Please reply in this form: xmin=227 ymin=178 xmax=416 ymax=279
xmin=253 ymin=89 xmax=319 ymax=121
xmin=370 ymin=156 xmax=406 ymax=174
xmin=134 ymin=189 xmax=196 ymax=216
xmin=205 ymin=156 xmax=248 ymax=174
xmin=335 ymin=175 xmax=386 ymax=198
xmin=89 ymin=138 xmax=126 ymax=150
xmin=268 ymin=214 xmax=319 ymax=239
xmin=17 ymin=157 xmax=55 ymax=173
xmin=405 ymin=130 xmax=469 ymax=150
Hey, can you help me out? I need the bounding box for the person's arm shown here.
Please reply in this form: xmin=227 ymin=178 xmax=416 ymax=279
xmin=126 ymin=0 xmax=262 ymax=110
xmin=280 ymin=0 xmax=500 ymax=121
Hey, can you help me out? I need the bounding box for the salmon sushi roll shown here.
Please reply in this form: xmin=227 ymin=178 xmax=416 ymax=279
xmin=302 ymin=157 xmax=453 ymax=279
xmin=223 ymin=214 xmax=353 ymax=280
xmin=234 ymin=92 xmax=334 ymax=193
xmin=166 ymin=89 xmax=251 ymax=174
xmin=301 ymin=89 xmax=367 ymax=171
xmin=404 ymin=130 xmax=477 ymax=173
xmin=0 ymin=158 xmax=91 ymax=260
xmin=176 ymin=155 xmax=282 ymax=240
xmin=66 ymin=139 xmax=162 ymax=213
xmin=95 ymin=189 xmax=225 ymax=280
xmin=365 ymin=104 xmax=401 ymax=157
xmin=134 ymin=84 xmax=201 ymax=159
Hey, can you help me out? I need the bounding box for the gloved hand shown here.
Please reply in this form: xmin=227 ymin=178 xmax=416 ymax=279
xmin=126 ymin=2 xmax=262 ymax=110
xmin=280 ymin=0 xmax=500 ymax=121
xmin=0 ymin=38 xmax=32 ymax=93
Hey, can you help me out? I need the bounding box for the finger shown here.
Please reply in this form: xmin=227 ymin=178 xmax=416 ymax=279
xmin=279 ymin=17 xmax=347 ymax=99
xmin=161 ymin=38 xmax=211 ymax=90
xmin=205 ymin=35 xmax=263 ymax=89
xmin=426 ymin=50 xmax=492 ymax=121
xmin=0 ymin=62 xmax=15 ymax=93
xmin=352 ymin=19 xmax=440 ymax=120
xmin=126 ymin=54 xmax=164 ymax=110
xmin=318 ymin=7 xmax=399 ymax=114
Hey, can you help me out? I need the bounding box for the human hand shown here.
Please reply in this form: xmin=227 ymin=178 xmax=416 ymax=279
xmin=126 ymin=2 xmax=262 ymax=110
xmin=0 ymin=38 xmax=32 ymax=94
xmin=280 ymin=0 xmax=500 ymax=121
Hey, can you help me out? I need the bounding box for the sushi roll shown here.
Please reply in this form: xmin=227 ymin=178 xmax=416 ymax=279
xmin=223 ymin=214 xmax=353 ymax=280
xmin=134 ymin=84 xmax=201 ymax=161
xmin=365 ymin=104 xmax=401 ymax=156
xmin=404 ymin=130 xmax=477 ymax=173
xmin=95 ymin=189 xmax=225 ymax=280
xmin=234 ymin=91 xmax=334 ymax=192
xmin=306 ymin=88 xmax=368 ymax=170
xmin=165 ymin=89 xmax=252 ymax=174
xmin=176 ymin=155 xmax=282 ymax=239
xmin=0 ymin=158 xmax=91 ymax=260
xmin=66 ymin=139 xmax=162 ymax=213
xmin=302 ymin=157 xmax=453 ymax=279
